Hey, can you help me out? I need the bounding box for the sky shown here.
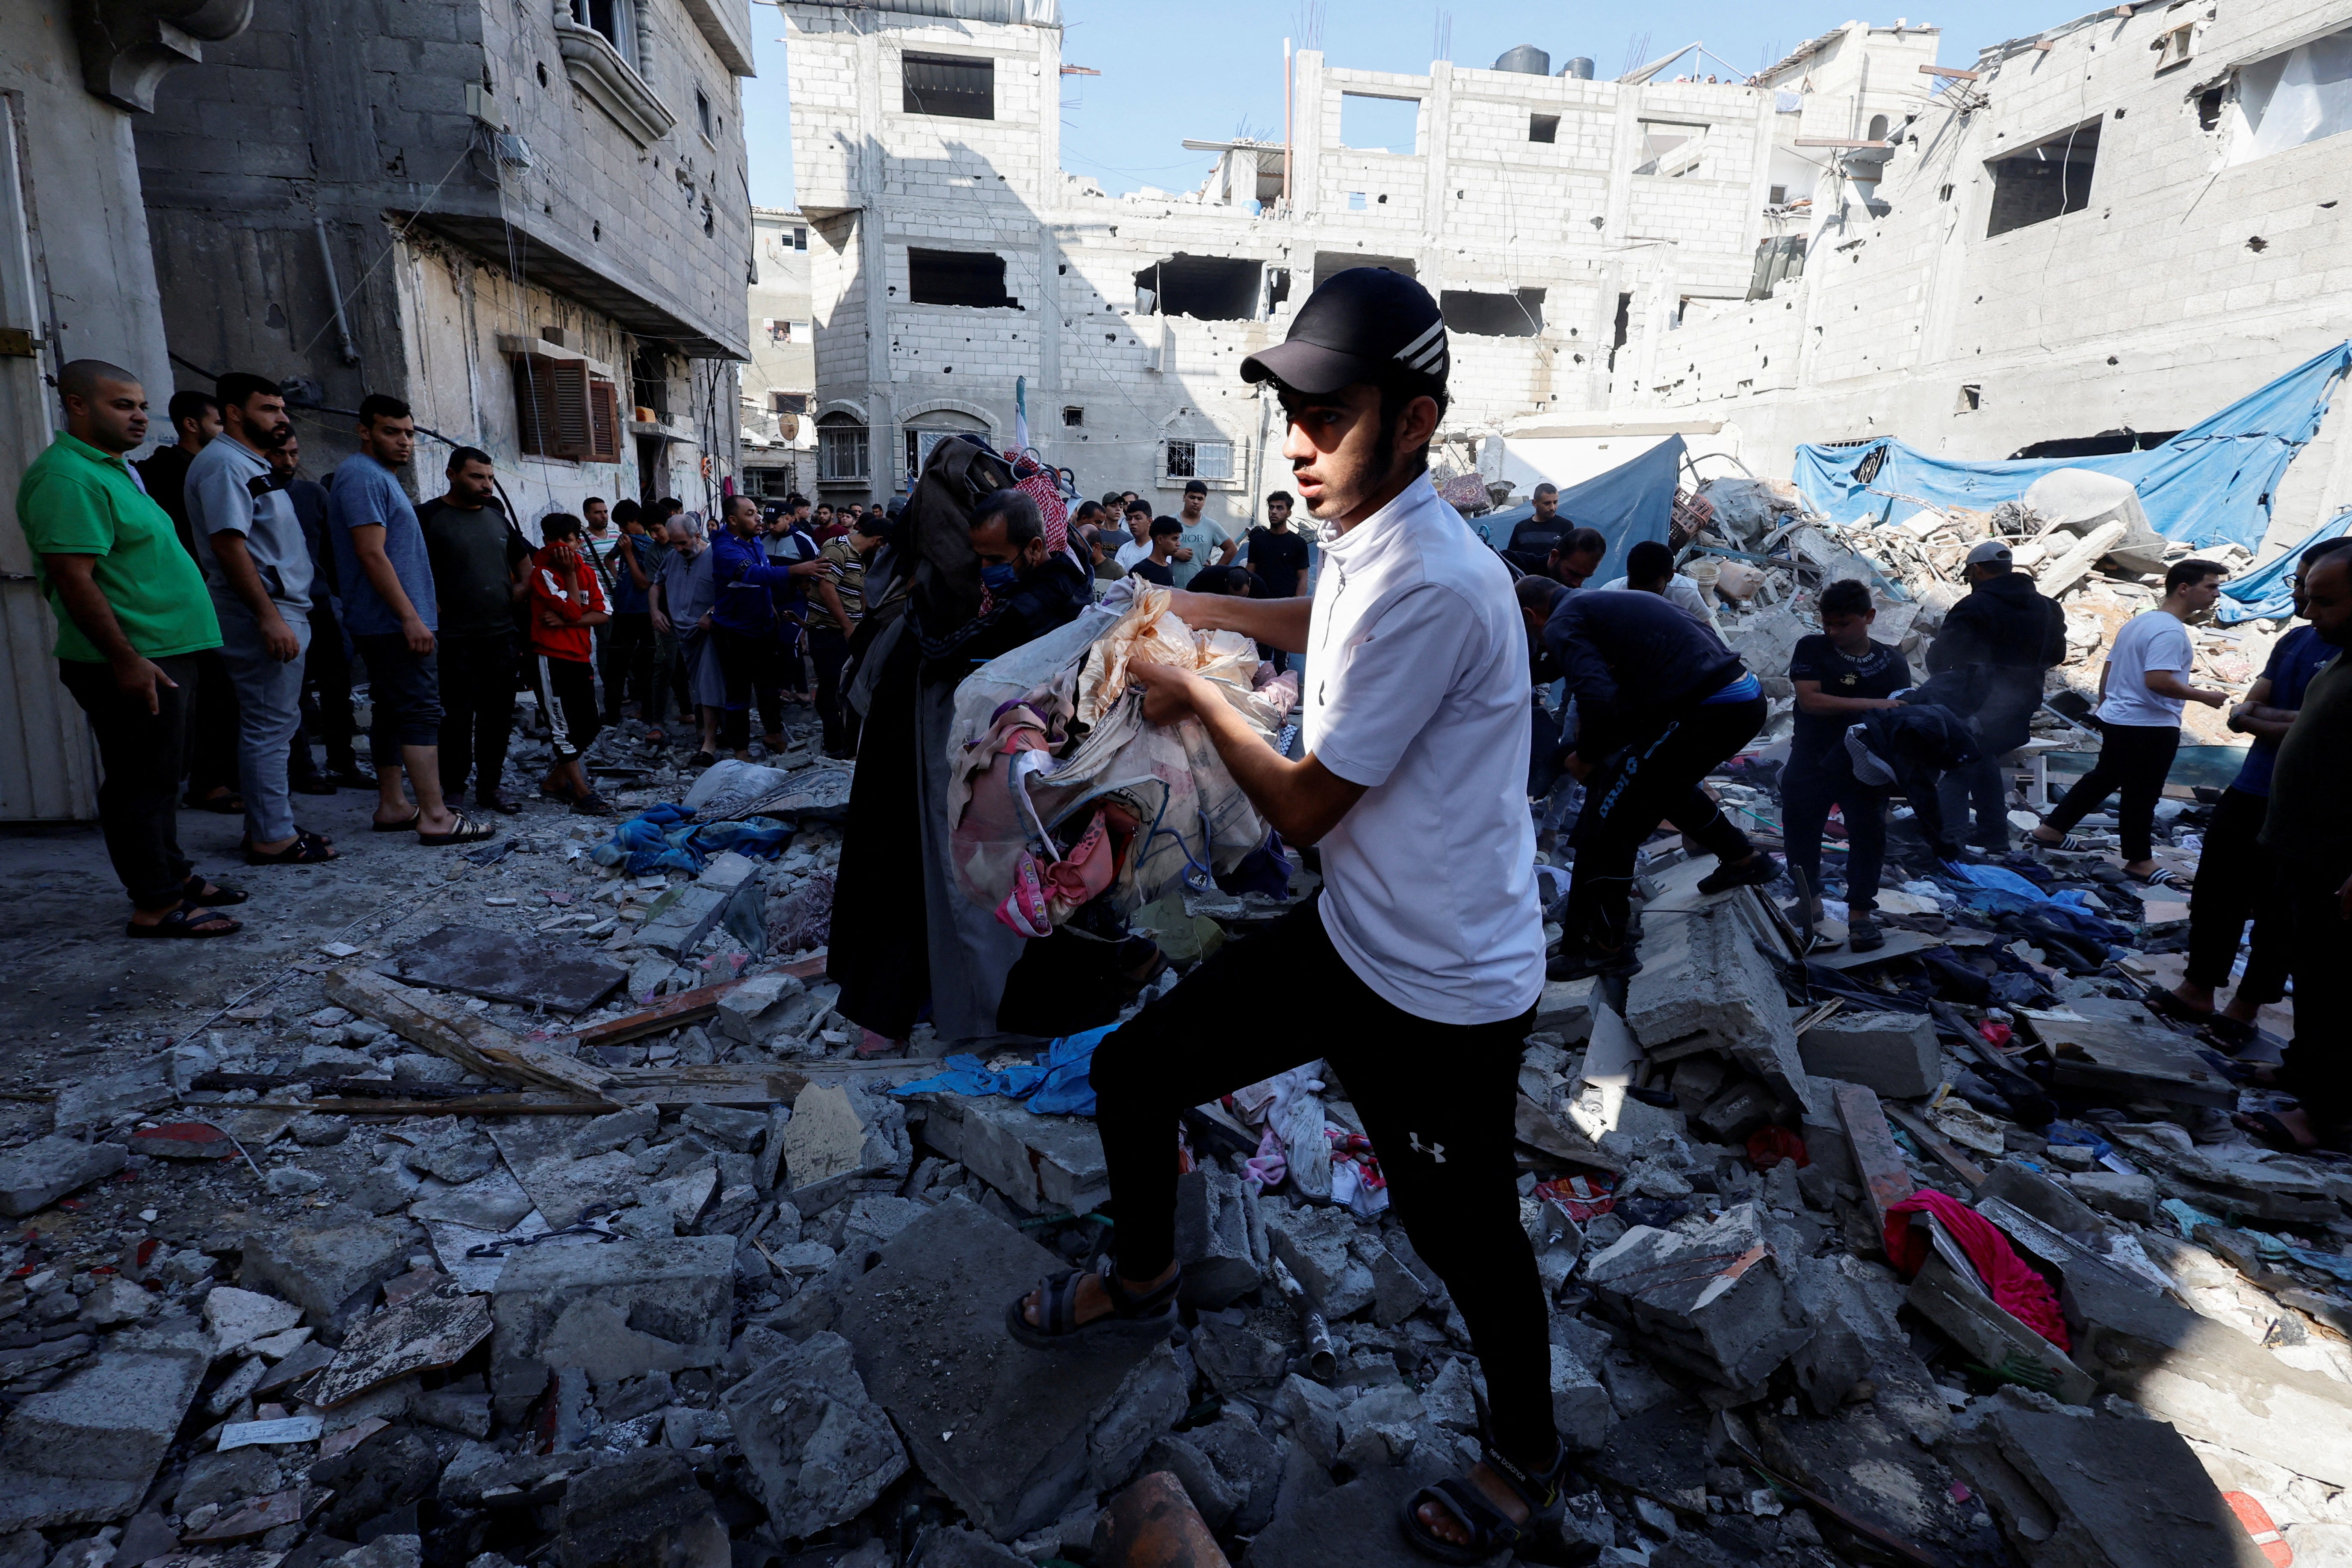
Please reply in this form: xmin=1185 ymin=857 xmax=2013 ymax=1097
xmin=741 ymin=2 xmax=2068 ymax=210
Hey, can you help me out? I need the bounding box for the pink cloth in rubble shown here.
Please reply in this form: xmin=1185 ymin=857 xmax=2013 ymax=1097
xmin=1882 ymin=1188 xmax=2071 ymax=1352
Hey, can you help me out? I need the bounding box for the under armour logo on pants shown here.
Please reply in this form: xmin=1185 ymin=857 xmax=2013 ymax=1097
xmin=1409 ymin=1132 xmax=1446 ymax=1163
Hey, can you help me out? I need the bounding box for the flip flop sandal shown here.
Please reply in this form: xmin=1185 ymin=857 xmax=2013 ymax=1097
xmin=126 ymin=906 xmax=240 ymax=939
xmin=2233 ymin=1110 xmax=2319 ymax=1153
xmin=418 ymin=812 xmax=497 ymax=847
xmin=1400 ymin=1439 xmax=1576 ymax=1565
xmin=245 ymin=830 xmax=337 ymax=865
xmin=371 ymin=810 xmax=423 ymax=832
xmin=571 ymin=792 xmax=616 ymax=817
xmin=2131 ymin=867 xmax=2192 ymax=890
xmin=1005 ymin=1264 xmax=1181 ymax=1351
xmin=2030 ymin=830 xmax=2087 ymax=851
xmin=182 ymin=875 xmax=249 ymax=907
xmin=538 ymin=783 xmax=579 ymax=805
xmin=688 ymin=751 xmax=717 ymax=768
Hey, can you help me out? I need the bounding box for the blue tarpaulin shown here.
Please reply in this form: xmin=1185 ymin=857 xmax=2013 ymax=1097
xmin=1792 ymin=343 xmax=2352 ymax=554
xmin=2214 ymin=510 xmax=2352 ymax=623
xmin=1484 ymin=434 xmax=1687 ymax=561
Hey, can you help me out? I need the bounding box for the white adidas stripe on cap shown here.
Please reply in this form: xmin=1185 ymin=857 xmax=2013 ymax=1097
xmin=1393 ymin=318 xmax=1448 ymax=375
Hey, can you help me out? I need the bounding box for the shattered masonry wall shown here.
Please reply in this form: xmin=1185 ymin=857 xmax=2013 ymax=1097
xmin=782 ymin=3 xmax=1783 ymax=522
xmin=1627 ymin=0 xmax=2352 ymax=552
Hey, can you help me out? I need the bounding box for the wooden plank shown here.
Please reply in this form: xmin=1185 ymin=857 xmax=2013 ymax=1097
xmin=564 ymin=956 xmax=831 ymax=1051
xmin=1882 ymin=1103 xmax=1989 ymax=1189
xmin=324 ymin=965 xmax=617 ymax=1101
xmin=304 ymin=1096 xmax=610 ymax=1116
xmin=1834 ymin=1083 xmax=1915 ymax=1233
xmin=569 ymin=980 xmax=744 ymax=1049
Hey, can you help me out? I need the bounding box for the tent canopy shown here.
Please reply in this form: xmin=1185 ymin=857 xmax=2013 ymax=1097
xmin=1791 ymin=342 xmax=2352 ymax=554
xmin=2214 ymin=510 xmax=2352 ymax=623
xmin=1479 ymin=434 xmax=1687 ymax=561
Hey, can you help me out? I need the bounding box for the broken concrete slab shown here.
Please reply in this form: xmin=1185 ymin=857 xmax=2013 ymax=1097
xmin=832 ymin=1195 xmax=1179 ymax=1542
xmin=1258 ymin=1199 xmax=1377 ymax=1320
xmin=484 ymin=1122 xmax=642 ymax=1230
xmin=1906 ymin=1245 xmax=2093 ymax=1406
xmin=307 ymin=1290 xmax=493 ymax=1407
xmin=2027 ymin=1014 xmax=2235 ymax=1110
xmin=725 ymin=1330 xmax=907 ymax=1538
xmin=0 ymin=1341 xmax=207 ymax=1528
xmin=239 ymin=1217 xmax=416 ymax=1333
xmin=1937 ymin=1391 xmax=2271 ymax=1567
xmin=1173 ymin=1167 xmax=1261 ymax=1310
xmin=51 ymin=1065 xmax=175 ymax=1131
xmin=2064 ymin=1170 xmax=2157 ymax=1224
xmin=2064 ymin=1264 xmax=2352 ymax=1485
xmin=715 ymin=972 xmax=809 ymax=1047
xmin=1623 ymin=874 xmax=1820 ymax=1116
xmin=1797 ymin=1012 xmax=1940 ymax=1101
xmin=555 ymin=1448 xmax=728 ymax=1568
xmin=0 ymin=1137 xmax=127 ymax=1218
xmin=1562 ymin=1004 xmax=1678 ymax=1149
xmin=628 ymin=885 xmax=736 ymax=962
xmin=1239 ymin=1453 xmax=1467 ymax=1568
xmin=779 ymin=1082 xmax=877 ymax=1204
xmin=1532 ymin=975 xmax=1597 ymax=1043
xmin=1583 ymin=1203 xmax=1813 ymax=1391
xmin=916 ymin=1093 xmax=1108 ymax=1217
xmin=390 ymin=925 xmax=625 ymax=1016
xmin=490 ymin=1236 xmax=733 ymax=1409
xmin=408 ymin=1170 xmax=535 ymax=1234
xmin=1832 ymin=1083 xmax=1915 ymax=1232
xmin=201 ymin=1287 xmax=306 ymax=1354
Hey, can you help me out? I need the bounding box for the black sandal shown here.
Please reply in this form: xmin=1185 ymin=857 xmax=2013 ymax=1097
xmin=245 ymin=830 xmax=337 ymax=865
xmin=183 ymin=875 xmax=248 ymax=907
xmin=126 ymin=905 xmax=241 ymax=939
xmin=418 ymin=812 xmax=497 ymax=846
xmin=1401 ymin=1439 xmax=1575 ymax=1565
xmin=1005 ymin=1264 xmax=1180 ymax=1351
xmin=372 ymin=809 xmax=423 ymax=832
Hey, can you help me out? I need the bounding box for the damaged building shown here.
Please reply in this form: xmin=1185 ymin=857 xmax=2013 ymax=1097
xmin=1619 ymin=4 xmax=2352 ymax=555
xmin=0 ymin=0 xmax=759 ymax=818
xmin=778 ymin=0 xmax=1931 ymax=524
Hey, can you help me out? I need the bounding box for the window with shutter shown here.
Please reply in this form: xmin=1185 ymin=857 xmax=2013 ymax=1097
xmin=587 ymin=378 xmax=621 ymax=461
xmin=512 ymin=355 xmax=622 ymax=461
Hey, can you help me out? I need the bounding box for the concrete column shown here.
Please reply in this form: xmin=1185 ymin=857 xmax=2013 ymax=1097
xmin=855 ymin=16 xmax=893 ymax=490
xmin=1418 ymin=62 xmax=1453 ymax=287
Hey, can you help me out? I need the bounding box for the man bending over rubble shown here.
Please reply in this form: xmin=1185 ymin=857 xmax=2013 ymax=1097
xmin=1540 ymin=585 xmax=1779 ymax=980
xmin=1007 ymin=269 xmax=1565 ymax=1563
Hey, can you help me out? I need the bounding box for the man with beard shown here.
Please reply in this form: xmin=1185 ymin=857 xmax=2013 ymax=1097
xmin=185 ymin=372 xmax=334 ymax=865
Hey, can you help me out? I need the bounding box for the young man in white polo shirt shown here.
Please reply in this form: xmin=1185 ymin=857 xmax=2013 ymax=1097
xmin=1006 ymin=269 xmax=1561 ymax=1562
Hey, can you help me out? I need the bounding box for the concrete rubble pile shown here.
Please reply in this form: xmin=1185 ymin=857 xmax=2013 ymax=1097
xmin=1 ymin=614 xmax=2347 ymax=1568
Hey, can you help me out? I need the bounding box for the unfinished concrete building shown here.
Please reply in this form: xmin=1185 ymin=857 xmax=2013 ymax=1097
xmin=1623 ymin=3 xmax=2352 ymax=555
xmin=778 ymin=1 xmax=1924 ymax=531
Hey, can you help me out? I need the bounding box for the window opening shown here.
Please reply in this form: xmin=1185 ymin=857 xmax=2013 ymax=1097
xmin=2231 ymin=27 xmax=2352 ymax=164
xmin=818 ymin=414 xmax=870 ymax=482
xmin=1133 ymin=255 xmax=1263 ymax=320
xmin=1607 ymin=291 xmax=1631 ymax=370
xmin=1163 ymin=440 xmax=1235 ymax=482
xmin=907 ymin=249 xmax=1017 ymax=309
xmin=1439 ymin=288 xmax=1545 ymax=337
xmin=1063 ymin=406 xmax=1084 ymax=428
xmin=1634 ymin=121 xmax=1707 ymax=177
xmin=1985 ymin=120 xmax=2099 ymax=237
xmin=1529 ymin=113 xmax=1559 ymax=144
xmin=570 ymin=0 xmax=635 ymax=67
xmin=1339 ymin=93 xmax=1421 ymax=153
xmin=903 ymin=52 xmax=994 ymax=120
xmin=696 ymin=89 xmax=713 ymax=140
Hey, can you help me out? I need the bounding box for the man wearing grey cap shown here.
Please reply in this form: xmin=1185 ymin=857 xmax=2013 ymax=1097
xmin=1004 ymin=269 xmax=1564 ymax=1561
xmin=1924 ymin=538 xmax=2067 ymax=853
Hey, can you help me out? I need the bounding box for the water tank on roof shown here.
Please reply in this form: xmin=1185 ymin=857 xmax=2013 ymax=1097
xmin=1562 ymin=56 xmax=1596 ymax=80
xmin=1495 ymin=44 xmax=1550 ymax=75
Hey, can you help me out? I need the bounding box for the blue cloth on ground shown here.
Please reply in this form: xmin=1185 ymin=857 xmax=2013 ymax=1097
xmin=1792 ymin=342 xmax=2352 ymax=554
xmin=588 ymin=803 xmax=795 ymax=874
xmin=892 ymin=1023 xmax=1113 ymax=1117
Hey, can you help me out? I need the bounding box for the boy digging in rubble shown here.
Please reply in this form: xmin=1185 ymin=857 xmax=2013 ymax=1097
xmin=1006 ymin=269 xmax=1565 ymax=1563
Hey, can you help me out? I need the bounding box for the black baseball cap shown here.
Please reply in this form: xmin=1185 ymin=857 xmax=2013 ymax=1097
xmin=1241 ymin=267 xmax=1449 ymax=396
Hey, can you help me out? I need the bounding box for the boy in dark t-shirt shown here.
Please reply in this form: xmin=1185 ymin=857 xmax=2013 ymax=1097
xmin=1784 ymin=579 xmax=1909 ymax=951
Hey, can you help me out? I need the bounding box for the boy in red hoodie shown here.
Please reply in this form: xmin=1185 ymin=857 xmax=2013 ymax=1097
xmin=528 ymin=513 xmax=613 ymax=814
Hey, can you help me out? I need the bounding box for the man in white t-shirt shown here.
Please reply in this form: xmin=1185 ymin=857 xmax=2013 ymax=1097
xmin=2031 ymin=558 xmax=2230 ymax=884
xmin=1111 ymin=499 xmax=1158 ymax=570
xmin=1006 ymin=270 xmax=1562 ymax=1560
xmin=1598 ymin=537 xmax=1723 ymax=639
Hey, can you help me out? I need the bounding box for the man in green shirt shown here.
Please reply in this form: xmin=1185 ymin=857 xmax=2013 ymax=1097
xmin=18 ymin=360 xmax=239 ymax=936
xmin=2254 ymin=548 xmax=2352 ymax=1152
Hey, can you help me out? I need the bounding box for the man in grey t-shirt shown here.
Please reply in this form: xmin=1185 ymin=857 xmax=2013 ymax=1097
xmin=185 ymin=372 xmax=328 ymax=864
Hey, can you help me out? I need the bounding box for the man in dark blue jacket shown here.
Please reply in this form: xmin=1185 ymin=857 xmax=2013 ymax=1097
xmin=1542 ymin=588 xmax=1776 ymax=977
xmin=709 ymin=492 xmax=818 ymax=760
